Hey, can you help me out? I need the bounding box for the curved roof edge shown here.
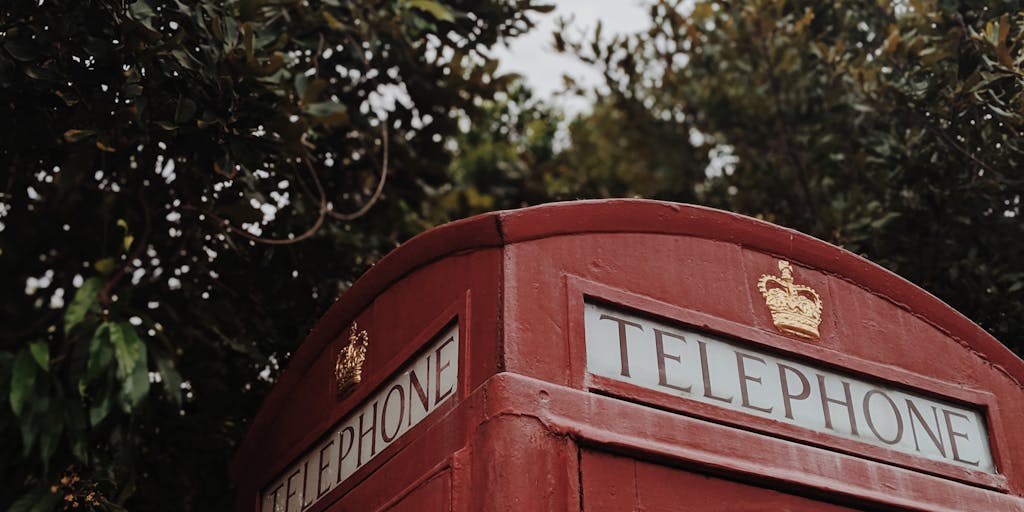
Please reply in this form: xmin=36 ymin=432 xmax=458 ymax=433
xmin=496 ymin=200 xmax=1023 ymax=379
xmin=233 ymin=199 xmax=1024 ymax=479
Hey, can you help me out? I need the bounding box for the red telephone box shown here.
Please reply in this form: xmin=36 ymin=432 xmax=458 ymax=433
xmin=231 ymin=200 xmax=1024 ymax=511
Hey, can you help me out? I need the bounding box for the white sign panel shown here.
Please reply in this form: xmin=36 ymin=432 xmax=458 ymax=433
xmin=584 ymin=302 xmax=995 ymax=473
xmin=261 ymin=325 xmax=459 ymax=512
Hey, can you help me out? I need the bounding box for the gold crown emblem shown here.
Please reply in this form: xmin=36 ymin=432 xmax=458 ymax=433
xmin=335 ymin=323 xmax=369 ymax=398
xmin=757 ymin=260 xmax=823 ymax=340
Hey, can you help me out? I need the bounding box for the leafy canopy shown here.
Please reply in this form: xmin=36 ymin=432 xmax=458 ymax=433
xmin=437 ymin=1 xmax=1024 ymax=353
xmin=541 ymin=0 xmax=1024 ymax=350
xmin=0 ymin=0 xmax=549 ymax=509
xmin=4 ymin=0 xmax=1024 ymax=510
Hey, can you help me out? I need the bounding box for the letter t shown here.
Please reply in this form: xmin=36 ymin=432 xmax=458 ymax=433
xmin=600 ymin=313 xmax=643 ymax=377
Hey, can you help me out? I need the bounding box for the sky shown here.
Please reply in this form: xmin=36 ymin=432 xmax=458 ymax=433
xmin=489 ymin=1 xmax=735 ymax=176
xmin=492 ymin=0 xmax=650 ymax=118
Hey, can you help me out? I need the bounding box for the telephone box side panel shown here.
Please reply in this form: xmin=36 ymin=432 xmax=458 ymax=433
xmin=234 ymin=247 xmax=503 ymax=511
xmin=500 ymin=229 xmax=1024 ymax=497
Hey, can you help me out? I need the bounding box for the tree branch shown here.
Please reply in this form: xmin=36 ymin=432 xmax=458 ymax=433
xmin=209 ymin=159 xmax=328 ymax=246
xmin=327 ymin=125 xmax=388 ymax=221
xmin=194 ymin=125 xmax=389 ymax=245
xmin=98 ymin=192 xmax=152 ymax=307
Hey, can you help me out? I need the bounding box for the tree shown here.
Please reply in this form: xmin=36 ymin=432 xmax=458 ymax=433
xmin=426 ymin=82 xmax=565 ymax=222
xmin=553 ymin=0 xmax=1024 ymax=352
xmin=0 ymin=0 xmax=550 ymax=509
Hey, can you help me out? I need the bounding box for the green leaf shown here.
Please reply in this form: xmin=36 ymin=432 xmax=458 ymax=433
xmin=870 ymin=212 xmax=900 ymax=229
xmin=63 ymin=129 xmax=96 ymax=143
xmin=65 ymin=277 xmax=102 ymax=335
xmin=38 ymin=409 xmax=64 ymax=468
xmin=409 ymin=0 xmax=455 ymax=22
xmin=94 ymin=257 xmax=117 ymax=275
xmin=123 ymin=354 xmax=151 ymax=410
xmin=89 ymin=380 xmax=113 ymax=426
xmin=10 ymin=348 xmax=38 ymax=416
xmin=19 ymin=409 xmax=39 ymax=456
xmin=303 ymin=101 xmax=349 ymax=126
xmin=63 ymin=400 xmax=89 ymax=461
xmin=111 ymin=322 xmax=146 ymax=376
xmin=80 ymin=323 xmax=114 ymax=395
xmin=322 ymin=11 xmax=345 ymax=31
xmin=171 ymin=49 xmax=199 ymax=70
xmin=153 ymin=349 xmax=183 ymax=407
xmin=117 ymin=217 xmax=135 ymax=250
xmin=117 ymin=218 xmax=135 ymax=251
xmin=293 ymin=70 xmax=308 ymax=97
xmin=129 ymin=0 xmax=156 ymax=26
xmin=988 ymin=104 xmax=1015 ymax=118
xmin=112 ymin=323 xmax=150 ymax=409
xmin=122 ymin=80 xmax=144 ymax=99
xmin=303 ymin=101 xmax=347 ymax=116
xmin=70 ymin=430 xmax=89 ymax=462
xmin=29 ymin=341 xmax=49 ymax=372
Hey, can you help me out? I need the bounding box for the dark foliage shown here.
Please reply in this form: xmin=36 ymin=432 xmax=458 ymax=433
xmin=0 ymin=0 xmax=549 ymax=509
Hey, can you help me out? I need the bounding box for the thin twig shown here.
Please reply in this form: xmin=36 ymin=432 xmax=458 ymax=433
xmin=930 ymin=126 xmax=1002 ymax=178
xmin=312 ymin=33 xmax=325 ymax=75
xmin=210 ymin=159 xmax=328 ymax=246
xmin=198 ymin=125 xmax=388 ymax=244
xmin=98 ymin=191 xmax=152 ymax=306
xmin=889 ymin=89 xmax=1007 ymax=180
xmin=327 ymin=125 xmax=388 ymax=221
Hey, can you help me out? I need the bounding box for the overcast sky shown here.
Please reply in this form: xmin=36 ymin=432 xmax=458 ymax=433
xmin=492 ymin=0 xmax=649 ymax=117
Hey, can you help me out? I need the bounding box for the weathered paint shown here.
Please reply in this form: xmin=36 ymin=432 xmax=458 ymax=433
xmin=232 ymin=200 xmax=1024 ymax=511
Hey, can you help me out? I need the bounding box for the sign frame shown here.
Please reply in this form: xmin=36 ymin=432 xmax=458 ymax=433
xmin=253 ymin=292 xmax=470 ymax=512
xmin=260 ymin=324 xmax=459 ymax=512
xmin=563 ymin=274 xmax=1011 ymax=491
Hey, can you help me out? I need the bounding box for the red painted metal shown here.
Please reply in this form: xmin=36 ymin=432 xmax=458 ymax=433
xmin=232 ymin=199 xmax=1024 ymax=511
